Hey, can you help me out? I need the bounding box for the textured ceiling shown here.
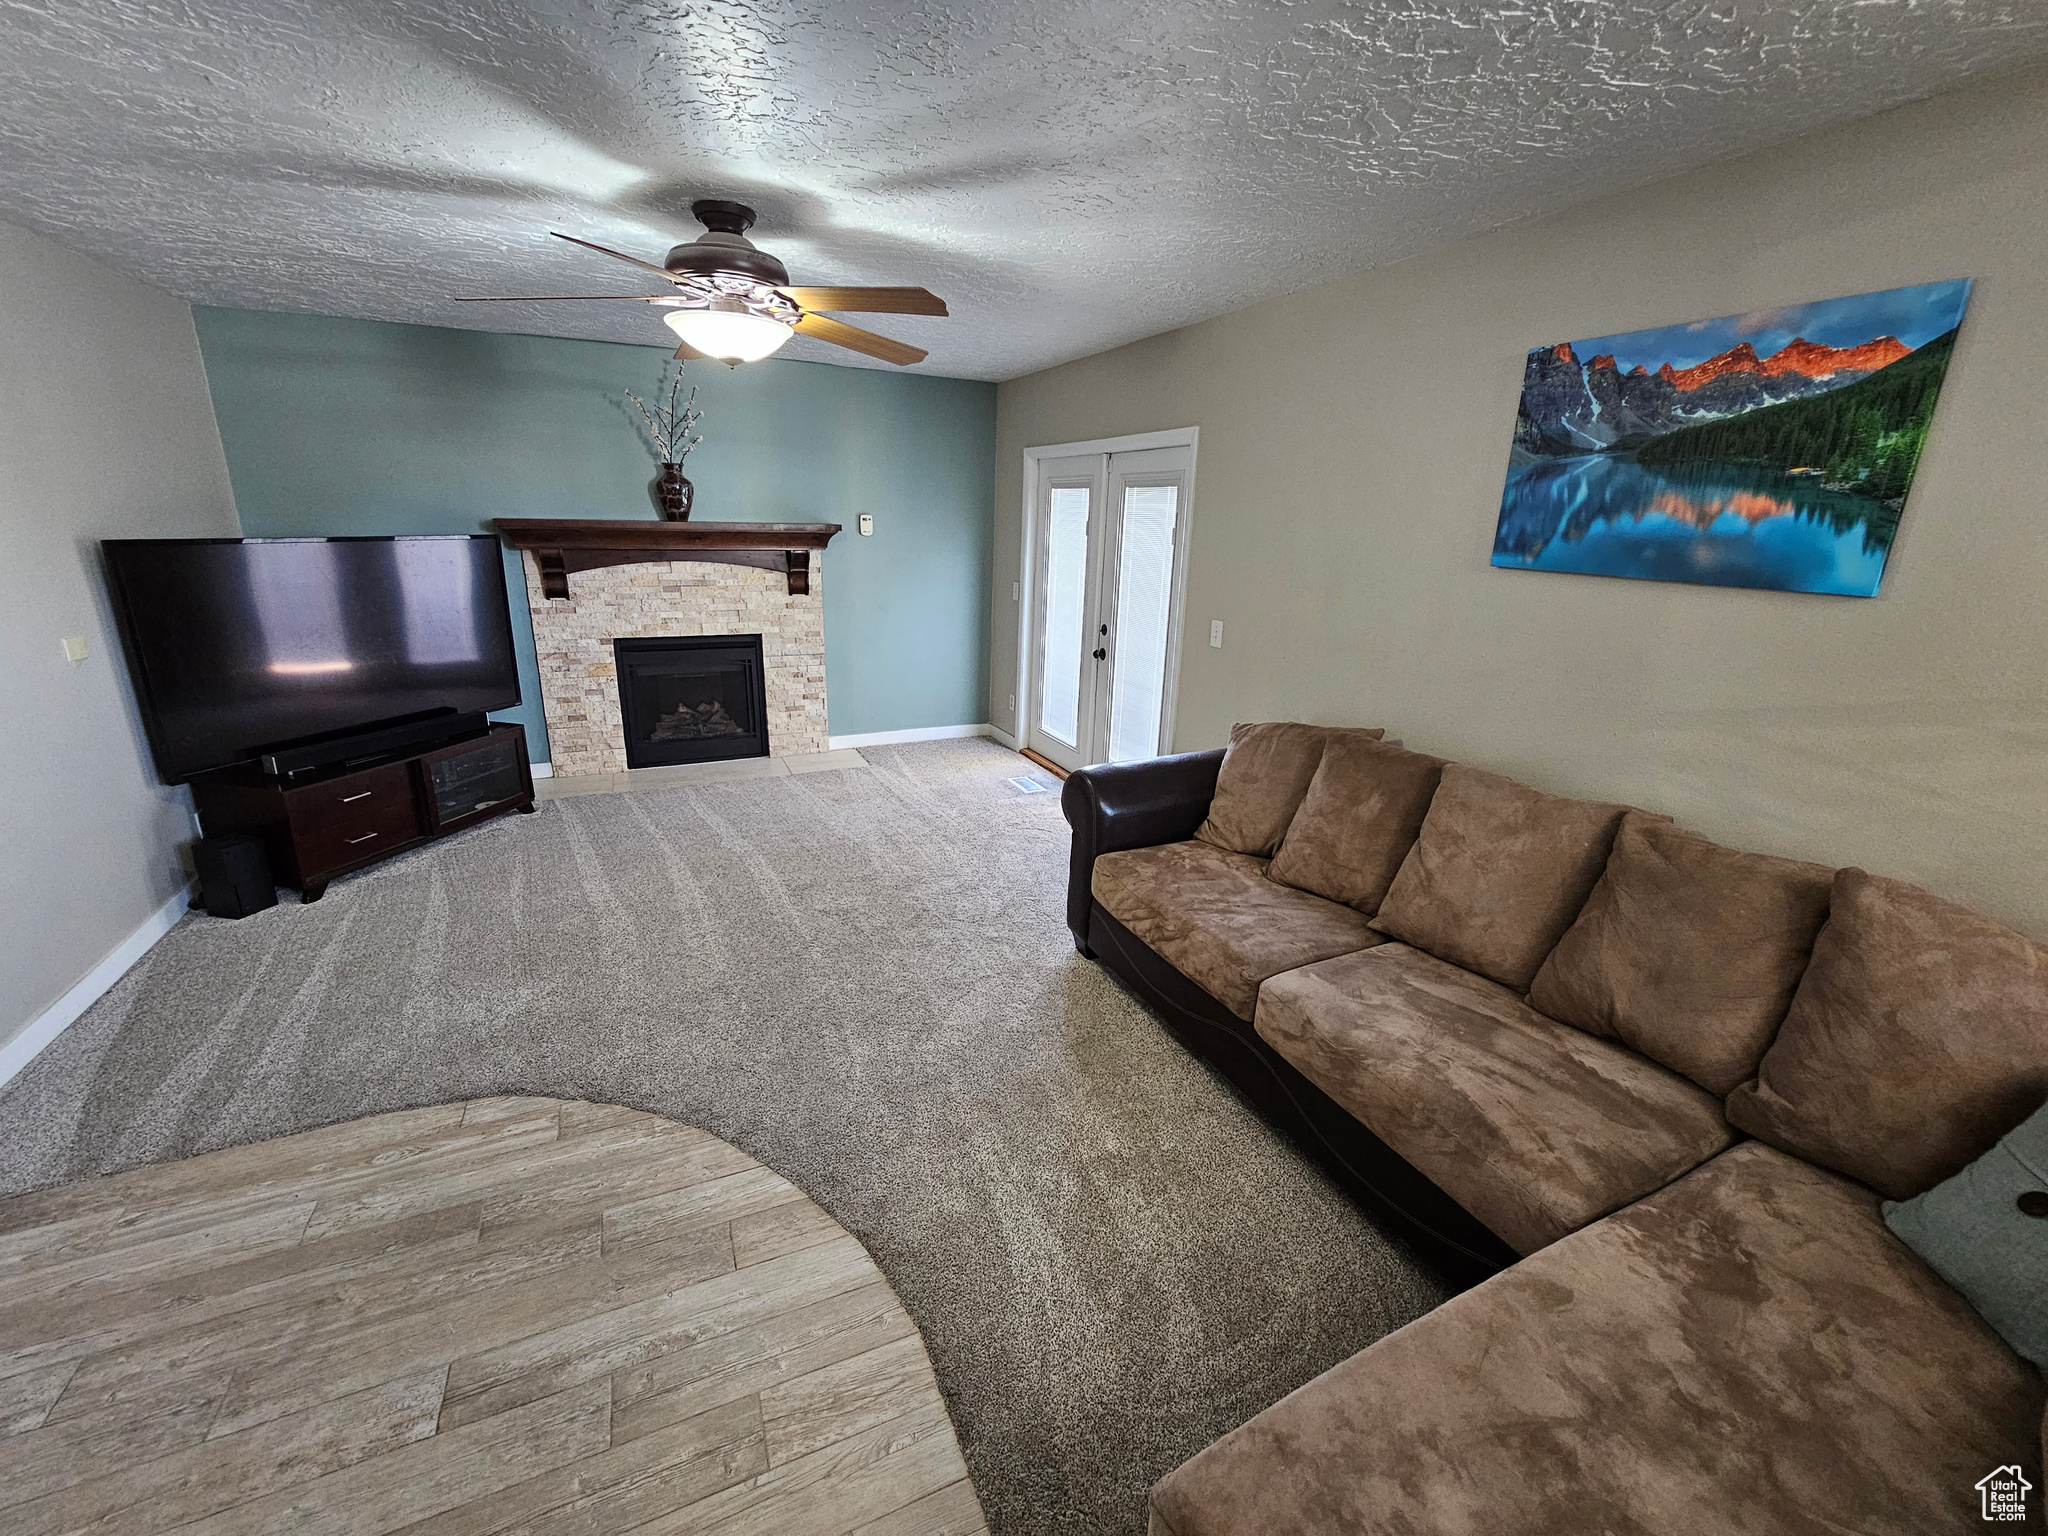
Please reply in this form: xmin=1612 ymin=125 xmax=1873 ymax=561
xmin=3 ymin=2 xmax=2044 ymax=381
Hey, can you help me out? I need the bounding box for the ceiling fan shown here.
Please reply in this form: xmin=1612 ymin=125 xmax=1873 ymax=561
xmin=458 ymin=200 xmax=946 ymax=367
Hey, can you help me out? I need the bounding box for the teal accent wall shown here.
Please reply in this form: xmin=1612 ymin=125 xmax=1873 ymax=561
xmin=192 ymin=308 xmax=995 ymax=760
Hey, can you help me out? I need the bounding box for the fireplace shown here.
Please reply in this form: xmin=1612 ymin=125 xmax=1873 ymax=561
xmin=613 ymin=635 xmax=770 ymax=769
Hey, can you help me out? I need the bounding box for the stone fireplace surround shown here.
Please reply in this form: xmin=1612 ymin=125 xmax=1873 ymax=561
xmin=496 ymin=520 xmax=840 ymax=779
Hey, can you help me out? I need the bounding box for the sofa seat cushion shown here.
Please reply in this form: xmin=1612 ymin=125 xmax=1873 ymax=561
xmin=1193 ymin=721 xmax=1385 ymax=858
xmin=1256 ymin=944 xmax=1734 ymax=1254
xmin=1727 ymin=866 xmax=2048 ymax=1200
xmin=1528 ymin=812 xmax=1836 ymax=1096
xmin=1091 ymin=840 xmax=1385 ymax=1020
xmin=1149 ymin=1141 xmax=2047 ymax=1536
xmin=1369 ymin=764 xmax=1641 ymax=991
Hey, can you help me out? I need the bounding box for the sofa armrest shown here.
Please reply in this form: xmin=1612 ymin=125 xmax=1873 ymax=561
xmin=1060 ymin=749 xmax=1226 ymax=950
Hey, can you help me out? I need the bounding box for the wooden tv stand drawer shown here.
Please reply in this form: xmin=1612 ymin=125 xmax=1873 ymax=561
xmin=191 ymin=724 xmax=533 ymax=902
xmin=290 ymin=762 xmax=415 ymax=833
xmin=291 ymin=765 xmax=424 ymax=873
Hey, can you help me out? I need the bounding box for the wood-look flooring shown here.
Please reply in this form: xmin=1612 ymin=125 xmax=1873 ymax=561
xmin=0 ymin=1097 xmax=986 ymax=1536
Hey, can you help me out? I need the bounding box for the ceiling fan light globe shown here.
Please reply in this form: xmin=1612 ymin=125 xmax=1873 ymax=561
xmin=663 ymin=301 xmax=792 ymax=363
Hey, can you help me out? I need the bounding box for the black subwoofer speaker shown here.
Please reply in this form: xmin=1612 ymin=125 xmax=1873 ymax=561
xmin=194 ymin=833 xmax=277 ymax=919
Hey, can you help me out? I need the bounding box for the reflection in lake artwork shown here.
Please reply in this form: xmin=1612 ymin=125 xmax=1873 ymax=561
xmin=1493 ymin=279 xmax=1971 ymax=597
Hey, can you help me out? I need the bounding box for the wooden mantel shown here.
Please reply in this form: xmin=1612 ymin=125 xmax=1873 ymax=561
xmin=494 ymin=519 xmax=842 ymax=600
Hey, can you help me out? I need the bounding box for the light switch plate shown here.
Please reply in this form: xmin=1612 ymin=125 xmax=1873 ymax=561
xmin=60 ymin=635 xmax=89 ymax=664
xmin=1209 ymin=620 xmax=1223 ymax=648
xmin=858 ymin=514 xmax=874 ymax=536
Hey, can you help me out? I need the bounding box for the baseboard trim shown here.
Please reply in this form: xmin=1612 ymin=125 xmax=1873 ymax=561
xmin=0 ymin=886 xmax=191 ymax=1092
xmin=826 ymin=724 xmax=992 ymax=750
xmin=986 ymin=724 xmax=1022 ymax=750
xmin=530 ymin=761 xmax=554 ymax=779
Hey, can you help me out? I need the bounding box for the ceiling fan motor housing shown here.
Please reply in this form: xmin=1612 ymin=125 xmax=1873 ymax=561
xmin=666 ymin=201 xmax=790 ymax=287
xmin=663 ymin=233 xmax=791 ymax=287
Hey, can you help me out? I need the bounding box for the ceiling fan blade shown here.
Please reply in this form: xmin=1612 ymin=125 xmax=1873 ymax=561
xmin=455 ymin=294 xmax=674 ymax=302
xmin=550 ymin=232 xmax=681 ymax=281
xmin=791 ymin=313 xmax=928 ymax=366
xmin=779 ymin=286 xmax=948 ymax=317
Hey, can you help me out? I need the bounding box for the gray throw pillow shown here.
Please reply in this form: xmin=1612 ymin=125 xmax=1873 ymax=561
xmin=1883 ymin=1099 xmax=2048 ymax=1369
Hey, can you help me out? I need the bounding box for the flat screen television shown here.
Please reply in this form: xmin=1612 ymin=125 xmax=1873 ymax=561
xmin=104 ymin=535 xmax=521 ymax=783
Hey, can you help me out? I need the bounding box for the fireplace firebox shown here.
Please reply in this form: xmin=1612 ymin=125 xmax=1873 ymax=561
xmin=613 ymin=636 xmax=770 ymax=769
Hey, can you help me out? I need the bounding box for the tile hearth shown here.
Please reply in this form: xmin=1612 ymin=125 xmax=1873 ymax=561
xmin=534 ymin=748 xmax=868 ymax=800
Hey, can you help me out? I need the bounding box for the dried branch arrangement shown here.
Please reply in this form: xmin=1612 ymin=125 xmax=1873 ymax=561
xmin=626 ymin=364 xmax=705 ymax=466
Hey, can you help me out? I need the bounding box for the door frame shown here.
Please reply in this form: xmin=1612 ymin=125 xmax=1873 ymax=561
xmin=1016 ymin=427 xmax=1199 ymax=765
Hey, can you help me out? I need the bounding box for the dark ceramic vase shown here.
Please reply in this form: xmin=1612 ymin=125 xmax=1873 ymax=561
xmin=656 ymin=464 xmax=695 ymax=521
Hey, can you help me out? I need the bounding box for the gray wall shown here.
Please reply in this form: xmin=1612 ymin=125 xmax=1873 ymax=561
xmin=993 ymin=68 xmax=2048 ymax=936
xmin=0 ymin=221 xmax=239 ymax=1050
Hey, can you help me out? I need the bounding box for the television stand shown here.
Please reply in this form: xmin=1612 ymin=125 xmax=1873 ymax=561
xmin=261 ymin=710 xmax=492 ymax=780
xmin=191 ymin=723 xmax=535 ymax=902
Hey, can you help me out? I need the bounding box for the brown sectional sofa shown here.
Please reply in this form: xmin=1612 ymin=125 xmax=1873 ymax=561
xmin=1059 ymin=723 xmax=2046 ymax=1534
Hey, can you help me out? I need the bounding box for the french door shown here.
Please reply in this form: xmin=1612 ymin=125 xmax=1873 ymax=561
xmin=1026 ymin=444 xmax=1193 ymax=772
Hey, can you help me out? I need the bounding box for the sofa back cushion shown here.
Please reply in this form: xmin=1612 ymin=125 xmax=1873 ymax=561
xmin=1194 ymin=722 xmax=1384 ymax=858
xmin=1267 ymin=739 xmax=1448 ymax=912
xmin=1725 ymin=867 xmax=2048 ymax=1200
xmin=1527 ymin=814 xmax=1834 ymax=1096
xmin=1369 ymin=765 xmax=1634 ymax=991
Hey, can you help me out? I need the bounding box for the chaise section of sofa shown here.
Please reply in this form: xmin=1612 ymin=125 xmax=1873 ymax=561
xmin=1148 ymin=1140 xmax=2047 ymax=1536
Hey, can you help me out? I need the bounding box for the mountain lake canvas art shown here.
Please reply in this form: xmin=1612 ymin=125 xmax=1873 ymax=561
xmin=1493 ymin=278 xmax=1971 ymax=596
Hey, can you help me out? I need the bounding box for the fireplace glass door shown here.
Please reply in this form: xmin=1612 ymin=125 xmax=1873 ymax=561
xmin=614 ymin=636 xmax=770 ymax=769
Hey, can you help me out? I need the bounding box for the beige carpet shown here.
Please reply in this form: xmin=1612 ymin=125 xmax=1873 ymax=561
xmin=0 ymin=738 xmax=1447 ymax=1534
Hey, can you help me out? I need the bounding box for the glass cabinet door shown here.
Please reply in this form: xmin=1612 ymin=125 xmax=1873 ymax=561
xmin=426 ymin=734 xmax=526 ymax=828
